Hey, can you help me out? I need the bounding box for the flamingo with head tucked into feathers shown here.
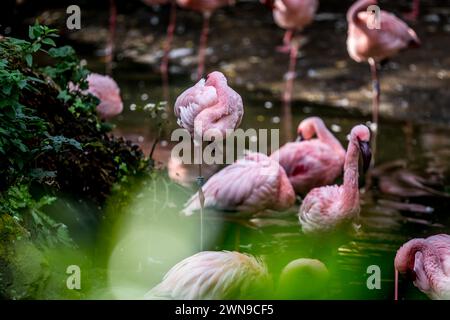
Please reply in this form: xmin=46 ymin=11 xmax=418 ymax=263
xmin=394 ymin=234 xmax=450 ymax=300
xmin=299 ymin=125 xmax=372 ymax=235
xmin=84 ymin=73 xmax=123 ymax=119
xmin=346 ymin=0 xmax=420 ymax=164
xmin=182 ymin=152 xmax=296 ymax=216
xmin=145 ymin=251 xmax=329 ymax=299
xmin=270 ymin=117 xmax=345 ymax=194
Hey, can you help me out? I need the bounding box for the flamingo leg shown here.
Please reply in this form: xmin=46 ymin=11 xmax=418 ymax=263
xmin=161 ymin=0 xmax=177 ymax=103
xmin=364 ymin=58 xmax=379 ymax=190
xmin=276 ymin=29 xmax=294 ymax=53
xmin=395 ymin=269 xmax=399 ymax=300
xmin=197 ymin=12 xmax=211 ymax=80
xmin=196 ymin=141 xmax=205 ymax=251
xmin=281 ymin=31 xmax=299 ymax=141
xmin=106 ymin=0 xmax=117 ymax=75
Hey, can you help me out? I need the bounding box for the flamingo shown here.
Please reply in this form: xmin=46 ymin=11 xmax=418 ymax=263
xmin=182 ymin=152 xmax=296 ymax=216
xmin=145 ymin=251 xmax=329 ymax=299
xmin=143 ymin=0 xmax=177 ymax=96
xmin=298 ymin=124 xmax=372 ymax=235
xmin=176 ymin=0 xmax=234 ymax=79
xmin=346 ymin=0 xmax=420 ymax=163
xmin=263 ymin=0 xmax=318 ymax=140
xmin=174 ymin=71 xmax=243 ymax=247
xmin=77 ymin=73 xmax=123 ymax=120
xmin=394 ymin=234 xmax=450 ymax=300
xmin=270 ymin=117 xmax=345 ymax=194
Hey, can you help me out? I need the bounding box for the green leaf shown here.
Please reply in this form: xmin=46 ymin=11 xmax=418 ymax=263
xmin=28 ymin=26 xmax=36 ymax=40
xmin=42 ymin=38 xmax=56 ymax=47
xmin=25 ymin=53 xmax=33 ymax=67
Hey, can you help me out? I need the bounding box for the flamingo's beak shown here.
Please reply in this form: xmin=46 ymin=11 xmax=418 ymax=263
xmin=260 ymin=0 xmax=274 ymax=10
xmin=296 ymin=133 xmax=304 ymax=142
xmin=358 ymin=140 xmax=372 ymax=173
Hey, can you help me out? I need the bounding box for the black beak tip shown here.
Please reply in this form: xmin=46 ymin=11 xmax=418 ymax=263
xmin=358 ymin=140 xmax=372 ymax=173
xmin=296 ymin=133 xmax=304 ymax=142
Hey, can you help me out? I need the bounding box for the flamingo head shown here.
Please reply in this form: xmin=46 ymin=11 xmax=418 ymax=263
xmin=276 ymin=259 xmax=329 ymax=299
xmin=350 ymin=124 xmax=372 ymax=173
xmin=205 ymin=71 xmax=227 ymax=87
xmin=296 ymin=117 xmax=323 ymax=142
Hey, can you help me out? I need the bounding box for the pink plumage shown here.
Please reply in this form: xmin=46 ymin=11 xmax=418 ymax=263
xmin=346 ymin=0 xmax=420 ymax=63
xmin=145 ymin=251 xmax=270 ymax=299
xmin=298 ymin=125 xmax=371 ymax=234
xmin=86 ymin=73 xmax=123 ymax=119
xmin=394 ymin=234 xmax=450 ymax=300
xmin=182 ymin=152 xmax=296 ymax=215
xmin=174 ymin=71 xmax=243 ymax=140
xmin=272 ymin=0 xmax=318 ymax=31
xmin=270 ymin=117 xmax=345 ymax=194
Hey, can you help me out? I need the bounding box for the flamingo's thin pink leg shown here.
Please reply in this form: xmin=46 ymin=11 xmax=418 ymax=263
xmin=369 ymin=58 xmax=379 ymax=165
xmin=395 ymin=269 xmax=399 ymax=300
xmin=197 ymin=12 xmax=211 ymax=80
xmin=161 ymin=0 xmax=177 ymax=103
xmin=281 ymin=31 xmax=299 ymax=141
xmin=106 ymin=0 xmax=117 ymax=75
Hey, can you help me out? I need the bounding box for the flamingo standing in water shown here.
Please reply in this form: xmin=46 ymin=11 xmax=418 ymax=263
xmin=263 ymin=0 xmax=318 ymax=140
xmin=80 ymin=73 xmax=123 ymax=119
xmin=145 ymin=251 xmax=329 ymax=299
xmin=176 ymin=0 xmax=235 ymax=79
xmin=299 ymin=125 xmax=371 ymax=235
xmin=270 ymin=117 xmax=345 ymax=194
xmin=182 ymin=152 xmax=295 ymax=215
xmin=394 ymin=234 xmax=450 ymax=300
xmin=346 ymin=0 xmax=420 ymax=164
xmin=174 ymin=71 xmax=243 ymax=247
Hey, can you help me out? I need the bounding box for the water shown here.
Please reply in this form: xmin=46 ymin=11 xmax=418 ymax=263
xmin=81 ymin=60 xmax=450 ymax=300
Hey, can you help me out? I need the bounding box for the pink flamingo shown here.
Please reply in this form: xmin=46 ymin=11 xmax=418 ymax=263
xmin=174 ymin=71 xmax=243 ymax=140
xmin=81 ymin=73 xmax=123 ymax=119
xmin=176 ymin=0 xmax=234 ymax=79
xmin=145 ymin=251 xmax=328 ymax=299
xmin=182 ymin=152 xmax=296 ymax=216
xmin=394 ymin=234 xmax=450 ymax=300
xmin=143 ymin=0 xmax=177 ymax=93
xmin=174 ymin=71 xmax=243 ymax=247
xmin=270 ymin=117 xmax=345 ymax=194
xmin=346 ymin=0 xmax=420 ymax=163
xmin=263 ymin=0 xmax=318 ymax=139
xmin=298 ymin=125 xmax=371 ymax=235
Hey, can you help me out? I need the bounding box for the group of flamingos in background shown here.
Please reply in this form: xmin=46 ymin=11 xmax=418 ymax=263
xmin=82 ymin=0 xmax=450 ymax=300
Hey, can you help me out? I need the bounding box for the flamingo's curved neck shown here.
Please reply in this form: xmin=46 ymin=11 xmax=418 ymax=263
xmin=313 ymin=121 xmax=344 ymax=156
xmin=347 ymin=0 xmax=377 ymax=28
xmin=399 ymin=240 xmax=445 ymax=280
xmin=342 ymin=137 xmax=360 ymax=210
